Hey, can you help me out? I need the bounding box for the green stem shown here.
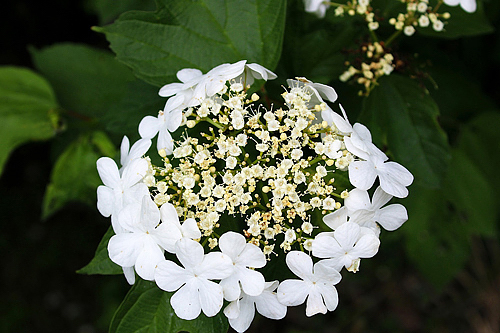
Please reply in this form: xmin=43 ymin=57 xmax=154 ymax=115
xmin=385 ymin=29 xmax=402 ymax=47
xmin=369 ymin=28 xmax=379 ymax=43
xmin=203 ymin=117 xmax=225 ymax=130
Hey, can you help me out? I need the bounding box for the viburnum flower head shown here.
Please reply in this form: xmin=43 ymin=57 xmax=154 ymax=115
xmin=155 ymin=238 xmax=233 ymax=320
xmin=93 ymin=59 xmax=416 ymax=331
xmin=443 ymin=0 xmax=476 ymax=13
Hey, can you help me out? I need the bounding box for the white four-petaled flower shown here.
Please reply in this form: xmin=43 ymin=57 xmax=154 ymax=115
xmin=312 ymin=222 xmax=380 ymax=272
xmin=218 ymin=232 xmax=267 ymax=301
xmin=155 ymin=238 xmax=233 ymax=320
xmin=107 ymin=195 xmax=172 ymax=281
xmin=277 ymin=251 xmax=341 ymax=316
xmin=96 ymin=156 xmax=149 ymax=233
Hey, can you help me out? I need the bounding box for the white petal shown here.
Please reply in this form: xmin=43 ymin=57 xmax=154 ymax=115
xmin=120 ymin=136 xmax=130 ymax=167
xmin=171 ymin=281 xmax=202 ymax=320
xmin=96 ymin=157 xmax=120 ymax=189
xmin=117 ymin=201 xmax=141 ymax=232
xmin=181 ymin=218 xmax=202 ymax=239
xmin=254 ymin=287 xmax=287 ymax=320
xmin=122 ymin=266 xmax=135 ymax=285
xmin=316 ymin=283 xmax=339 ymax=312
xmin=348 ymin=160 xmax=377 ymax=190
xmin=126 ymin=139 xmax=151 ymax=164
xmin=176 ymin=238 xmax=205 ymax=268
xmin=121 ymin=158 xmax=148 ymax=188
xmin=198 ymin=278 xmax=225 ymax=317
xmin=166 ymin=109 xmax=183 ymax=132
xmin=316 ymin=258 xmax=344 ymax=272
xmin=443 ymin=0 xmax=460 ymax=5
xmin=155 ymin=260 xmax=188 ymax=291
xmin=246 ymin=63 xmax=277 ymax=81
xmin=328 ymin=108 xmax=352 ymax=134
xmin=277 ymin=279 xmax=309 ymax=306
xmin=238 ymin=244 xmax=266 ymax=268
xmin=97 ymin=186 xmax=114 ymax=217
xmin=461 ymin=0 xmax=476 ymax=12
xmin=159 ymin=82 xmax=184 ymax=97
xmin=228 ymin=296 xmax=255 ymax=333
xmin=239 ymin=268 xmax=265 ymax=297
xmin=219 ymin=231 xmax=246 ymax=260
xmin=123 ymin=183 xmax=149 ymax=208
xmin=198 ymin=252 xmax=233 ymax=280
xmin=135 ymin=239 xmax=165 ymax=281
xmin=352 ymin=123 xmax=372 ymax=142
xmin=285 ymin=251 xmax=313 ymax=280
xmin=314 ymin=261 xmax=342 ymax=285
xmin=152 ymin=220 xmax=182 ymax=253
xmin=377 ymin=162 xmax=414 ymax=198
xmin=107 ymin=233 xmax=144 ymax=267
xmin=220 ymin=274 xmax=241 ymax=301
xmin=375 ymin=204 xmax=408 ymax=231
xmin=334 ymin=222 xmax=360 ymax=250
xmin=344 ymin=137 xmax=370 ymax=160
xmin=177 ymin=68 xmax=203 ymax=83
xmin=223 ymin=298 xmax=241 ymax=320
xmin=312 ymin=234 xmax=343 ymax=259
xmin=305 ymin=290 xmax=327 ymax=316
xmin=345 ymin=188 xmax=372 ymax=212
xmin=323 ymin=207 xmax=348 ymax=230
xmin=157 ymin=127 xmax=174 ymax=155
xmin=371 ymin=186 xmax=393 ymax=210
xmin=160 ymin=202 xmax=181 ymax=227
xmin=312 ymin=82 xmax=338 ymax=102
xmin=138 ymin=115 xmax=161 ymax=139
xmin=349 ymin=234 xmax=380 ymax=259
xmin=139 ymin=195 xmax=161 ymax=231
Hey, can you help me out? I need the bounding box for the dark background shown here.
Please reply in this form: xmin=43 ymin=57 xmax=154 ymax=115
xmin=1 ymin=1 xmax=500 ymax=332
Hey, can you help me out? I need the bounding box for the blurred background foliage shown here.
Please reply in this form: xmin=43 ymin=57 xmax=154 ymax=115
xmin=1 ymin=0 xmax=500 ymax=332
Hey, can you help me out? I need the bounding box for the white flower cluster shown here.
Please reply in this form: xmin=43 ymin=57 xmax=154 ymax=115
xmin=96 ymin=60 xmax=413 ymax=332
xmin=388 ymin=0 xmax=451 ymax=35
xmin=339 ymin=42 xmax=395 ymax=96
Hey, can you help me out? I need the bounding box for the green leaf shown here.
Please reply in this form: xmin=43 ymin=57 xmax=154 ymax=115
xmin=95 ymin=0 xmax=287 ymax=86
xmin=419 ymin=3 xmax=494 ymax=39
xmin=78 ymin=226 xmax=122 ymax=275
xmin=30 ymin=43 xmax=136 ymax=118
xmin=443 ymin=149 xmax=496 ymax=237
xmin=86 ymin=0 xmax=156 ymax=25
xmin=403 ymin=143 xmax=497 ymax=288
xmin=361 ymin=75 xmax=451 ymax=188
xmin=0 ymin=66 xmax=59 ymax=174
xmin=403 ymin=184 xmax=470 ymax=290
xmin=42 ymin=131 xmax=116 ymax=219
xmin=457 ymin=112 xmax=500 ymax=200
xmin=110 ymin=279 xmax=229 ymax=333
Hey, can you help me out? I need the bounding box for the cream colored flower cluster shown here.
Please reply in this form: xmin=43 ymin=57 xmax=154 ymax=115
xmin=339 ymin=42 xmax=395 ymax=96
xmin=389 ymin=0 xmax=450 ymax=35
xmin=333 ymin=0 xmax=380 ymax=31
xmin=147 ymin=80 xmax=353 ymax=259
